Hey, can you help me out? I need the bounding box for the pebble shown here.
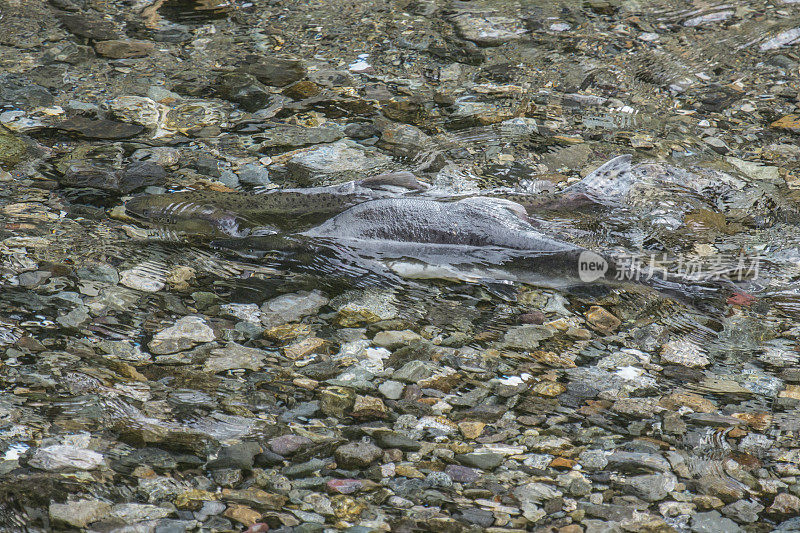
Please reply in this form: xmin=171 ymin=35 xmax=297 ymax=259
xmin=110 ymin=503 xmax=174 ymax=523
xmin=28 ymin=444 xmax=104 ymax=471
xmin=203 ymin=342 xmax=269 ymax=373
xmin=660 ymin=339 xmax=711 ymax=368
xmin=49 ymin=499 xmax=111 ymax=528
xmin=94 ymin=39 xmax=154 ymax=58
xmin=287 ymin=140 xmax=392 ymax=184
xmin=334 ymin=442 xmax=383 ymax=469
xmin=149 ymin=316 xmax=216 ymax=355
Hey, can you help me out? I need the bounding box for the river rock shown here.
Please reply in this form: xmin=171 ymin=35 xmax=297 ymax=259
xmin=94 ymin=40 xmax=154 ymax=59
xmin=286 ymin=140 xmax=392 ymax=184
xmin=28 ymin=444 xmax=105 ymax=471
xmin=335 ymin=442 xmax=382 ymax=469
xmin=49 ymin=499 xmax=111 ymax=528
xmin=149 ymin=316 xmax=216 ymax=354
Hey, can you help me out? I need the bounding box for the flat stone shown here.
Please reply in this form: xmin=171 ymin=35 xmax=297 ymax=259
xmin=203 ymin=342 xmax=268 ymax=373
xmin=287 ymin=140 xmax=392 ymax=184
xmin=690 ymin=510 xmax=743 ymax=533
xmin=585 ymin=306 xmax=621 ymax=334
xmin=268 ymin=434 xmax=313 ymax=456
xmin=721 ymin=499 xmax=764 ymax=523
xmin=611 ymin=397 xmax=662 ymax=418
xmin=220 ymin=488 xmax=287 ymax=511
xmin=319 ymin=386 xmax=355 ymax=417
xmin=371 ymin=430 xmax=421 ymax=451
xmin=659 ymin=391 xmax=716 ymax=413
xmin=458 ymin=421 xmax=486 ymax=439
xmin=121 ymin=265 xmax=164 ymax=290
xmin=378 ymin=380 xmax=404 ymax=400
xmin=257 ymin=124 xmax=342 ymax=152
xmin=110 ymin=503 xmax=173 ymax=523
xmin=49 ymin=499 xmax=111 ymax=528
xmin=220 ymin=303 xmax=262 ymax=323
xmin=57 ymin=116 xmax=144 ymax=139
xmin=606 ymin=451 xmax=671 ymax=473
xmin=373 ymin=330 xmax=422 ymax=349
xmin=94 ymin=39 xmax=154 ymax=58
xmin=696 ymin=475 xmax=745 ymax=503
xmin=352 ymin=395 xmax=388 ymax=418
xmin=771 ymin=114 xmax=800 ymax=133
xmin=261 ymin=290 xmax=329 ymax=325
xmin=393 ymin=360 xmax=438 ymax=383
xmin=149 ymin=316 xmax=215 ymax=355
xmin=284 ymin=336 xmax=326 ymax=360
xmin=660 ymin=339 xmax=710 ymax=368
xmin=54 ymin=11 xmax=119 ymax=40
xmin=452 ymin=14 xmax=525 ymax=46
xmin=335 ymin=441 xmax=382 ymax=469
xmin=224 ymin=504 xmax=262 ymax=527
xmin=768 ymin=492 xmax=800 ymax=516
xmin=283 ymin=458 xmax=327 ymax=478
xmin=207 ymin=442 xmax=262 ymax=470
xmin=242 ymin=57 xmax=306 ymax=87
xmin=620 ymin=473 xmax=676 ymax=502
xmin=445 ymin=464 xmax=480 ymax=483
xmin=28 ymin=444 xmax=104 ymax=471
xmin=327 ymin=478 xmax=364 ymax=495
xmin=455 ymin=452 xmax=503 ymax=470
xmin=502 ymin=325 xmax=554 ymax=350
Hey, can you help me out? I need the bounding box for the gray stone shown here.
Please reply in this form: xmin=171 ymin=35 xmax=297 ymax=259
xmin=721 ymin=499 xmax=764 ymax=523
xmin=242 ymin=58 xmax=306 ymax=87
xmin=195 ymin=501 xmax=226 ymax=521
xmin=373 ymin=330 xmax=422 ymax=349
xmin=28 ymin=444 xmax=104 ymax=471
xmin=445 ymin=464 xmax=479 ymax=483
xmin=215 ymin=72 xmax=270 ymax=112
xmin=620 ymin=473 xmax=677 ymax=502
xmin=579 ymin=449 xmax=610 ymax=471
xmin=583 ymin=520 xmax=624 ymax=533
xmin=378 ymin=380 xmax=404 ymax=400
xmin=258 ymin=124 xmax=342 ymax=152
xmin=660 ymin=339 xmax=710 ymax=368
xmin=110 ymin=503 xmax=174 ymax=523
xmin=149 ymin=316 xmax=215 ymax=354
xmin=372 ymin=430 xmax=421 ymax=451
xmin=393 ymin=360 xmax=438 ymax=383
xmin=283 ymin=458 xmax=327 ymax=478
xmin=774 ymin=517 xmax=800 ymax=532
xmin=502 ymin=325 xmax=554 ymax=350
xmin=335 ymin=441 xmax=383 ymax=469
xmin=262 ymin=290 xmax=330 ymax=325
xmin=606 ymin=451 xmax=671 ymax=473
xmin=455 ymin=452 xmax=503 ymax=470
xmin=691 ymin=511 xmax=743 ymax=533
xmin=203 ymin=342 xmax=269 ymax=373
xmin=220 ymin=303 xmax=262 ymax=323
xmin=49 ymin=499 xmax=111 ymax=528
xmin=287 ymin=140 xmax=391 ymax=184
xmin=207 ymin=441 xmax=262 ymax=470
xmin=452 ymin=14 xmax=525 ymax=46
xmin=513 ymin=482 xmax=562 ymax=504
xmin=268 ymin=434 xmax=313 ymax=456
xmin=237 ymin=163 xmax=271 ymax=186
